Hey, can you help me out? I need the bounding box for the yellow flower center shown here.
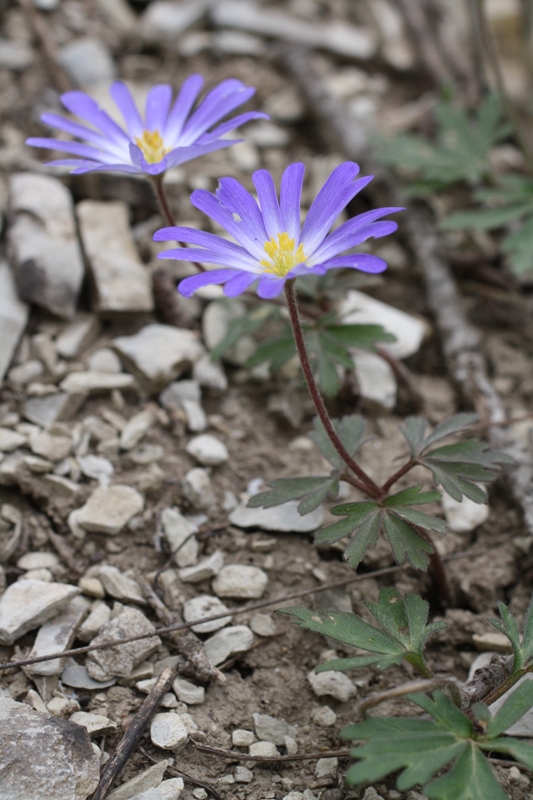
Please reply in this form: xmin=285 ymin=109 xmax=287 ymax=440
xmin=134 ymin=129 xmax=168 ymax=164
xmin=260 ymin=232 xmax=306 ymax=277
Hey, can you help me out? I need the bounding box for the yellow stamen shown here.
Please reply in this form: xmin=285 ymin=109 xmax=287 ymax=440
xmin=260 ymin=232 xmax=306 ymax=277
xmin=134 ymin=129 xmax=168 ymax=164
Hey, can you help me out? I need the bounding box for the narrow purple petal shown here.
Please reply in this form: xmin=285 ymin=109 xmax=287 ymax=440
xmin=59 ymin=91 xmax=130 ymax=144
xmin=178 ymin=269 xmax=238 ymax=297
xmin=191 ymin=184 xmax=267 ymax=260
xmin=154 ymin=226 xmax=259 ymax=267
xmin=144 ymin=84 xmax=173 ymax=132
xmin=198 ymin=111 xmax=269 ymax=143
xmin=257 ymin=275 xmax=286 ymax=299
xmin=158 ymin=246 xmax=259 ymax=272
xmin=40 ymin=113 xmax=125 ymax=156
xmin=44 ymin=159 xmax=141 ymax=175
xmin=317 ymin=254 xmax=388 ymax=274
xmin=279 ymin=163 xmax=305 ymax=243
xmin=164 ymin=74 xmax=204 ymax=144
xmin=26 ymin=137 xmax=115 ymax=162
xmin=311 ymin=220 xmax=399 ymax=263
xmin=164 ymin=138 xmax=243 ymax=168
xmin=223 ymin=272 xmax=258 ymax=296
xmin=301 ymin=168 xmax=372 ymax=256
xmin=109 ymin=82 xmax=144 ymax=139
xmin=215 ymin=177 xmax=267 ymax=252
xmin=179 ymin=80 xmax=255 ymax=145
xmin=252 ymin=170 xmax=282 ymax=239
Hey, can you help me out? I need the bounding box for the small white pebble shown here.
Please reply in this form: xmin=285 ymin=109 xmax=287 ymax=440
xmin=249 ymin=741 xmax=278 ymax=757
xmin=232 ymin=728 xmax=255 ymax=747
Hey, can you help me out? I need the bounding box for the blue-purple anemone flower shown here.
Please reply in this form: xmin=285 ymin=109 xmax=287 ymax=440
xmin=26 ymin=76 xmax=268 ymax=176
xmin=154 ymin=162 xmax=403 ymax=299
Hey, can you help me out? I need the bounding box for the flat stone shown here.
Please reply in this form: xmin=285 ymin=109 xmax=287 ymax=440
xmin=0 ymin=38 xmax=33 ymax=70
xmin=192 ymin=355 xmax=227 ymax=391
xmin=77 ymin=600 xmax=112 ymax=643
xmin=181 ymin=399 xmax=207 ymax=432
xmin=24 ymin=393 xmax=86 ymax=426
xmin=41 ymin=474 xmax=80 ymax=498
xmin=61 ymin=663 xmax=116 ymax=690
xmin=234 ymin=766 xmax=254 ymax=783
xmin=8 ymin=173 xmax=84 ymax=319
xmin=8 ymin=359 xmax=43 ymax=385
xmin=229 ymin=500 xmax=323 ymax=533
xmin=125 ymin=445 xmax=164 ymax=466
xmin=27 ymin=596 xmax=90 ymax=677
xmin=203 ymin=625 xmax=254 ymax=666
xmin=183 ymin=594 xmax=232 ymax=633
xmin=77 ymin=454 xmax=114 ymax=485
xmin=113 ymin=325 xmax=203 ymax=393
xmin=182 ymin=468 xmax=217 ymax=511
xmin=141 ymin=0 xmax=211 ymax=41
xmin=232 ymin=729 xmax=255 ymax=747
xmin=0 ymin=579 xmax=79 ymax=645
xmin=338 ymin=290 xmax=429 ymax=360
xmin=58 ymin=36 xmax=116 ymax=87
xmin=161 ymin=507 xmax=199 ymax=567
xmin=60 ymin=371 xmax=137 ymax=394
xmin=472 ymin=632 xmax=513 ymax=654
xmin=120 ymin=410 xmax=153 ymax=450
xmin=249 ymin=741 xmax=278 ymax=757
xmin=186 ymin=434 xmax=229 ymax=466
xmin=87 ymin=348 xmax=122 ymax=373
xmin=86 ymin=606 xmax=161 ymax=681
xmin=441 ymin=492 xmax=489 ymax=533
xmin=107 ymin=761 xmax=169 ymax=800
xmin=0 ymin=427 xmax=26 ymax=452
xmin=77 ymin=201 xmax=153 ymax=314
xmin=0 ymin=696 xmax=99 ymax=800
xmin=159 ymin=380 xmax=201 ymax=407
xmin=312 ymin=706 xmax=337 ymax=727
xmin=70 ymin=711 xmax=117 ymax=735
xmin=130 ymin=779 xmax=185 ymax=800
xmin=78 ymin=577 xmax=106 ymax=599
xmin=307 ymin=670 xmax=357 ymax=702
xmin=29 ymin=429 xmax=71 ymax=461
xmin=172 ymin=677 xmax=205 ymax=705
xmin=352 ymin=351 xmax=397 ymax=411
xmin=316 ymin=757 xmax=339 ymax=778
xmin=75 ymin=485 xmax=144 ymax=535
xmin=98 ymin=565 xmax=145 ymax=604
xmin=56 ymin=314 xmax=100 ymax=359
xmin=24 ymin=455 xmax=53 ymax=473
xmin=179 ymin=550 xmax=224 ymax=583
xmin=212 ymin=565 xmax=268 ymax=599
xmin=17 ymin=551 xmax=59 ymax=570
xmin=0 ymin=261 xmax=29 ymax=383
xmin=253 ymin=713 xmax=297 ymax=746
xmin=150 ymin=713 xmax=189 ymax=752
xmin=250 ymin=613 xmax=277 ymax=637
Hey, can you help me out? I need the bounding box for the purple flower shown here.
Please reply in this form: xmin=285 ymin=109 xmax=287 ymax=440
xmin=154 ymin=162 xmax=403 ymax=299
xmin=26 ymin=77 xmax=268 ymax=176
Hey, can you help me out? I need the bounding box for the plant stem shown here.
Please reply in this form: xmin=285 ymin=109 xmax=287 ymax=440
xmin=379 ymin=458 xmax=417 ymax=499
xmin=152 ymin=176 xmax=206 ymax=274
xmin=284 ymin=280 xmax=380 ymax=497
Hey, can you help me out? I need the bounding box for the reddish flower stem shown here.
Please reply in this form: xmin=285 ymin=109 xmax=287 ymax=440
xmin=378 ymin=458 xmax=417 ymax=499
xmin=285 ymin=280 xmax=380 ymax=497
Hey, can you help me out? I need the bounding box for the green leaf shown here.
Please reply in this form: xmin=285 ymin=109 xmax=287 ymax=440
xmin=324 ymin=323 xmax=397 ymax=350
xmin=521 ymin=595 xmax=533 ymax=662
xmin=209 ymin=302 xmax=276 ymax=362
xmin=344 ymin=511 xmax=382 ymax=568
xmin=424 ymin=744 xmax=507 ymax=800
xmin=421 ymin=414 xmax=480 ymax=451
xmin=246 ymin=332 xmax=295 ymax=372
xmin=309 ymin=415 xmax=365 ymax=470
xmin=383 ymin=514 xmax=434 ymax=570
xmin=484 ymin=680 xmax=533 ymax=738
xmin=383 ymin=486 xmax=443 ymax=507
xmin=247 ymin=476 xmax=339 ymax=515
xmin=442 ymin=204 xmax=532 ymax=231
xmin=501 ymin=216 xmax=533 ymax=275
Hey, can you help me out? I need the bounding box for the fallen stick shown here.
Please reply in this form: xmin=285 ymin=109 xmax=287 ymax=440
xmin=90 ymin=666 xmax=176 ymax=800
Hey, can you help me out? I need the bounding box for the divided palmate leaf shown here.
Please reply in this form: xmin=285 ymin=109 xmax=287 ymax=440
xmin=310 ymin=414 xmax=366 ymax=470
xmin=247 ymin=476 xmax=339 ymax=515
xmin=342 ymin=686 xmax=533 ymax=799
xmin=280 ymin=587 xmax=446 ymax=676
xmin=488 ymin=597 xmax=533 ymax=674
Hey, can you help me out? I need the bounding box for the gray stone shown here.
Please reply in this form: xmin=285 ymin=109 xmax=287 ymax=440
xmin=107 ymin=762 xmax=169 ymax=800
xmin=113 ymin=325 xmax=204 ymax=393
xmin=0 ymin=427 xmax=26 ymax=452
xmin=232 ymin=729 xmax=255 ymax=747
xmin=183 ymin=594 xmax=232 ymax=633
xmin=0 ymin=261 xmax=29 ymax=382
xmin=141 ymin=0 xmax=211 ymax=41
xmin=352 ymin=351 xmax=397 ymax=411
xmin=8 ymin=358 xmax=43 ymax=385
xmin=56 ymin=314 xmax=100 ymax=359
xmin=186 ymin=434 xmax=229 ymax=466
xmin=234 ymin=766 xmax=253 ymax=783
xmin=203 ymin=625 xmax=254 ymax=666
xmin=130 ymin=779 xmax=184 ymax=800
xmin=311 ymin=706 xmax=337 ymax=727
xmin=253 ymin=713 xmax=297 ymax=746
xmin=29 ymin=429 xmax=72 ymax=461
xmin=77 ymin=201 xmax=153 ymax=314
xmin=316 ymin=757 xmax=339 ymax=778
xmin=61 ymin=663 xmax=116 ymax=690
xmin=8 ymin=173 xmax=84 ymax=319
xmin=27 ymin=596 xmax=90 ymax=677
xmin=0 ymin=38 xmax=33 ymax=70
xmin=179 ymin=550 xmax=224 ymax=583
xmin=249 ymin=740 xmax=278 ymax=757
xmin=77 ymin=600 xmax=112 ymax=643
xmin=24 ymin=393 xmax=86 ymax=426
xmin=159 ymin=380 xmax=200 ymax=407
xmin=17 ymin=551 xmax=59 ymax=570
xmin=70 ymin=711 xmax=117 ymax=736
xmin=0 ymin=696 xmax=99 ymax=800
xmin=192 ymin=355 xmax=227 ymax=391
xmin=307 ymin=670 xmax=357 ymax=702
xmin=250 ymin=613 xmax=277 ymax=637
xmin=74 ymin=485 xmax=144 ymax=535
xmin=181 ymin=399 xmax=207 ymax=432
xmin=441 ymin=491 xmax=489 ymax=533
xmin=58 ymin=37 xmax=116 ymax=87
xmin=40 ymin=474 xmax=79 ymax=499
xmin=182 ymin=468 xmax=217 ymax=511
xmin=229 ymin=499 xmax=323 ymax=533
xmin=0 ymin=579 xmax=79 ymax=645
xmin=87 ymin=348 xmax=122 ymax=373
xmin=60 ymin=371 xmax=137 ymax=394
xmin=161 ymin=507 xmax=199 ymax=567
xmin=150 ymin=713 xmax=188 ymax=752
xmin=24 ymin=455 xmax=53 ymax=473
xmin=120 ymin=410 xmax=153 ymax=450
xmin=98 ymin=565 xmax=145 ymax=604
xmin=212 ymin=564 xmax=268 ymax=599
xmin=172 ymin=677 xmax=205 ymax=705
xmin=77 ymin=454 xmax=114 ymax=485
xmin=125 ymin=444 xmax=164 ymax=466
xmin=86 ymin=606 xmax=161 ymax=681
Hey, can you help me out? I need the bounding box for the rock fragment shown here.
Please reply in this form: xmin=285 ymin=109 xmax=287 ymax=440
xmin=179 ymin=550 xmax=224 ymax=583
xmin=0 ymin=579 xmax=79 ymax=645
xmin=150 ymin=713 xmax=189 ymax=752
xmin=113 ymin=325 xmax=204 ymax=393
xmin=98 ymin=565 xmax=145 ymax=604
xmin=120 ymin=410 xmax=153 ymax=450
xmin=0 ymin=260 xmax=29 ymax=382
xmin=172 ymin=677 xmax=205 ymax=705
xmin=70 ymin=711 xmax=117 ymax=736
xmin=212 ymin=564 xmax=268 ymax=599
xmin=24 ymin=393 xmax=86 ymax=427
xmin=8 ymin=173 xmax=84 ymax=319
xmin=140 ymin=0 xmax=211 ymax=41
xmin=57 ymin=36 xmax=116 ymax=87
xmin=229 ymin=499 xmax=323 ymax=533
xmin=107 ymin=761 xmax=169 ymax=800
xmin=183 ymin=594 xmax=232 ymax=633
xmin=0 ymin=696 xmax=99 ymax=800
xmin=72 ymin=485 xmax=144 ymax=535
xmin=253 ymin=712 xmax=297 ymax=745
xmin=77 ymin=201 xmax=153 ymax=314
xmin=186 ymin=434 xmax=229 ymax=466
xmin=27 ymin=596 xmax=90 ymax=677
xmin=307 ymin=669 xmax=357 ymax=702
xmin=56 ymin=314 xmax=100 ymax=360
xmin=161 ymin=507 xmax=199 ymax=567
xmin=86 ymin=606 xmax=161 ymax=681
xmin=60 ymin=371 xmax=137 ymax=394
xmin=441 ymin=491 xmax=489 ymax=533
xmin=182 ymin=468 xmax=217 ymax=511
xmin=203 ymin=625 xmax=254 ymax=665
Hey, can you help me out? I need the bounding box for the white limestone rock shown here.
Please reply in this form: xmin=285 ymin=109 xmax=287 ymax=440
xmin=60 ymin=371 xmax=137 ymax=395
xmin=352 ymin=351 xmax=397 ymax=411
xmin=78 ymin=600 xmax=112 ymax=643
xmin=192 ymin=354 xmax=228 ymax=391
xmin=441 ymin=491 xmax=489 ymax=533
xmin=186 ymin=434 xmax=229 ymax=466
xmin=172 ymin=677 xmax=205 ymax=705
xmin=0 ymin=427 xmax=27 ymax=452
xmin=130 ymin=779 xmax=184 ymax=800
xmin=24 ymin=393 xmax=86 ymax=427
xmin=179 ymin=550 xmax=224 ymax=583
xmin=203 ymin=625 xmax=254 ymax=665
xmin=183 ymin=594 xmax=232 ymax=633
xmin=70 ymin=711 xmax=117 ymax=736
xmin=107 ymin=762 xmax=169 ymax=800
xmin=182 ymin=468 xmax=217 ymax=511
xmin=0 ymin=696 xmax=99 ymax=799
xmin=150 ymin=712 xmax=189 ymax=752
xmin=77 ymin=454 xmax=114 ymax=485
xmin=98 ymin=565 xmax=145 ymax=604
xmin=249 ymin=740 xmax=278 ymax=757
xmin=120 ymin=410 xmax=153 ymax=450
xmin=86 ymin=606 xmax=161 ymax=681
xmin=26 ymin=595 xmax=90 ymax=677
xmin=307 ymin=669 xmax=357 ymax=702
xmin=250 ymin=613 xmax=277 ymax=637
xmin=161 ymin=507 xmax=199 ymax=567
xmin=112 ymin=324 xmax=204 ymax=393
xmin=56 ymin=314 xmax=100 ymax=359
xmin=212 ymin=564 xmax=268 ymax=599
xmin=29 ymin=429 xmax=72 ymax=462
xmin=0 ymin=260 xmax=29 ymax=383
xmin=74 ymin=485 xmax=144 ymax=535
xmin=0 ymin=579 xmax=79 ymax=645
xmin=252 ymin=712 xmax=297 ymax=745
xmin=7 ymin=173 xmax=84 ymax=319
xmin=229 ymin=499 xmax=323 ymax=533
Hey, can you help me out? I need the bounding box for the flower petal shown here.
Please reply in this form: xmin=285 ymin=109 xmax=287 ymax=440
xmin=178 ymin=269 xmax=238 ymax=297
xmin=316 ymin=254 xmax=389 ymax=273
xmin=154 ymin=226 xmax=258 ymax=266
xmin=257 ymin=275 xmax=286 ymax=298
xmin=109 ymin=82 xmax=144 ymax=138
xmin=198 ymin=111 xmax=269 ymax=143
xmin=163 ymin=74 xmax=204 ymax=143
xmin=158 ymin=246 xmax=259 ymax=272
xmin=191 ymin=185 xmax=266 ymax=260
xmin=301 ymin=164 xmax=370 ymax=255
xmin=223 ymin=271 xmax=258 ymax=296
xmin=252 ymin=169 xmax=282 ymax=239
xmin=59 ymin=91 xmax=129 ymax=144
xmin=279 ymin=163 xmax=305 ymax=243
xmin=26 ymin=137 xmax=116 ymax=162
xmin=179 ymin=80 xmax=255 ymax=145
xmin=40 ymin=113 xmax=125 ymax=157
xmin=215 ymin=177 xmax=267 ymax=253
xmin=144 ymin=84 xmax=173 ymax=132
xmin=164 ymin=138 xmax=243 ymax=168
xmin=311 ymin=219 xmax=400 ymax=263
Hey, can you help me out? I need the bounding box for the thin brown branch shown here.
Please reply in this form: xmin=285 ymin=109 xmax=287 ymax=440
xmin=190 ymin=739 xmax=351 ymax=763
